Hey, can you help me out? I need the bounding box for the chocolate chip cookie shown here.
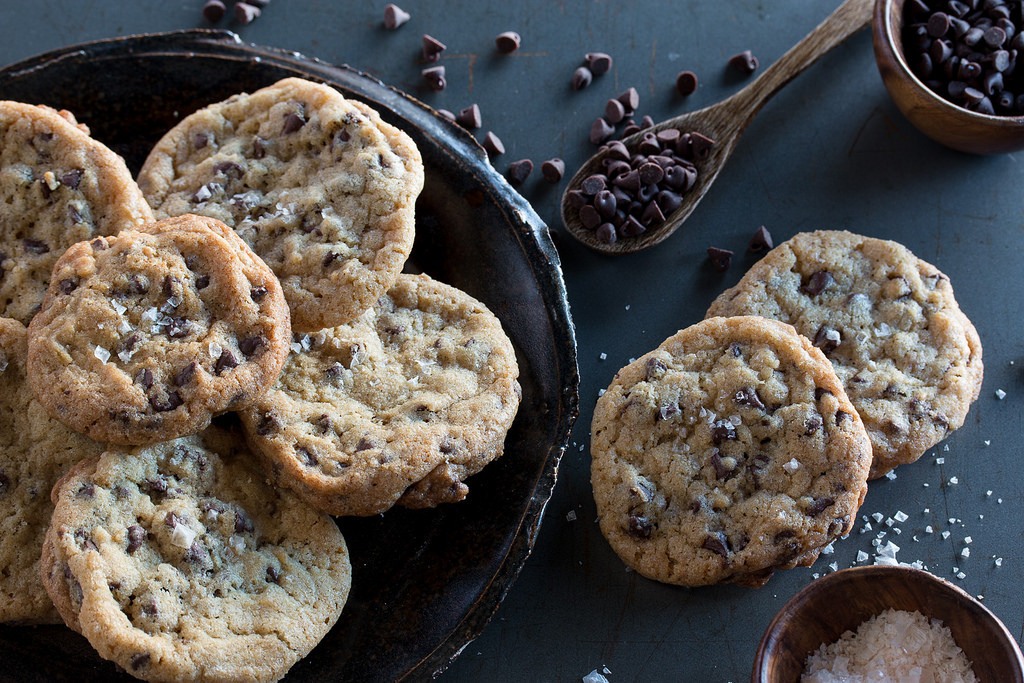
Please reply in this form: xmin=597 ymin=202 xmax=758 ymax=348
xmin=27 ymin=214 xmax=291 ymax=445
xmin=137 ymin=77 xmax=424 ymax=332
xmin=706 ymin=230 xmax=983 ymax=478
xmin=0 ymin=317 xmax=105 ymax=624
xmin=239 ymin=273 xmax=521 ymax=516
xmin=591 ymin=316 xmax=872 ymax=587
xmin=40 ymin=426 xmax=351 ymax=682
xmin=0 ymin=100 xmax=154 ymax=325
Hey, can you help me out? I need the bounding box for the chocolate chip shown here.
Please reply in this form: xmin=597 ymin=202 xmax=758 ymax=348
xmin=482 ymin=131 xmax=505 ymax=157
xmin=282 ymin=111 xmax=306 ymax=134
xmin=773 ymin=529 xmax=796 ymax=543
xmin=627 ymin=513 xmax=653 ymax=539
xmin=202 ymin=0 xmax=226 ymax=22
xmin=456 ymin=104 xmax=482 ymax=129
xmin=676 ymin=70 xmax=698 ymax=95
xmin=541 ymin=158 xmax=565 ymax=182
xmin=266 ymin=565 xmax=280 ymax=583
xmin=166 ymin=317 xmax=191 ymax=339
xmin=383 ymin=3 xmax=410 ymax=29
xmin=239 ymin=336 xmax=264 ymax=356
xmin=422 ymin=34 xmax=446 ymax=62
xmin=421 ymin=65 xmax=446 ymax=91
xmin=595 ymin=222 xmax=617 ymax=244
xmin=234 ymin=2 xmax=261 ymax=23
xmin=605 ymin=98 xmax=626 ymax=124
xmin=256 ymin=413 xmax=281 ymax=436
xmin=814 ymin=387 xmax=834 ymax=401
xmin=800 ymin=270 xmax=835 ymax=296
xmin=134 ymin=368 xmax=154 ymax=389
xmin=707 ymin=246 xmax=733 ymax=271
xmin=59 ymin=278 xmax=78 ymax=294
xmin=0 ymin=472 xmax=8 ymax=498
xmin=297 ymin=447 xmax=318 ymax=466
xmin=711 ymin=419 xmax=737 ymax=445
xmin=174 ymin=361 xmax=198 ymax=387
xmin=804 ymin=414 xmax=823 ymax=435
xmin=689 ymin=132 xmax=715 ymax=159
xmin=748 ymin=225 xmax=773 ymax=252
xmin=805 ymin=497 xmax=835 ymax=517
xmin=507 ymin=159 xmax=533 ymax=185
xmin=126 ymin=525 xmax=146 ymax=554
xmin=702 ymin=532 xmax=729 ymax=557
xmin=214 ymin=349 xmax=238 ymax=375
xmin=617 ymin=87 xmax=640 ymax=112
xmin=572 ymin=66 xmax=593 ymax=90
xmin=729 ymin=50 xmax=759 ymax=74
xmin=710 ymin=449 xmax=730 ymax=479
xmin=813 ymin=325 xmax=841 ymax=354
xmin=590 ymin=117 xmax=614 ymax=144
xmin=60 ymin=168 xmax=83 ymax=189
xmin=734 ymin=387 xmax=766 ymax=411
xmin=585 ymin=51 xmax=613 ymax=76
xmin=22 ymin=239 xmax=48 ymax=255
xmin=149 ymin=392 xmax=182 ymax=413
xmin=495 ymin=31 xmax=521 ymax=53
xmin=130 ymin=653 xmax=151 ymax=671
xmin=193 ymin=132 xmax=209 ymax=149
xmin=234 ymin=510 xmax=255 ymax=534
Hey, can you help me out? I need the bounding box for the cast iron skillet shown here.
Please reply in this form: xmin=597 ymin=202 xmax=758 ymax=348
xmin=0 ymin=29 xmax=578 ymax=681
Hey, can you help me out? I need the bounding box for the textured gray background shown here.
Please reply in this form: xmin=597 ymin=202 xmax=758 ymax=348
xmin=1 ymin=1 xmax=1021 ymax=681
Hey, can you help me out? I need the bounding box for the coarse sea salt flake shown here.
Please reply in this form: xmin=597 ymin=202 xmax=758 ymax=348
xmin=925 ymin=525 xmax=934 ymax=534
xmin=209 ymin=341 xmax=223 ymax=358
xmin=961 ymin=547 xmax=970 ymax=558
xmin=821 ymin=542 xmax=835 ymax=555
xmin=942 ymin=531 xmax=951 ymax=539
xmin=856 ymin=550 xmax=869 ymax=563
xmin=996 ymin=388 xmax=1007 ymax=399
xmin=936 ymin=456 xmax=945 ymax=464
xmin=885 ymin=470 xmax=897 ymax=480
xmin=964 ymin=536 xmax=972 ymax=544
xmin=93 ymin=346 xmax=110 ymax=364
xmin=170 ymin=523 xmax=196 ymax=549
xmin=894 ymin=510 xmax=909 ymax=523
xmin=783 ymin=458 xmax=800 ymax=472
xmin=582 ymin=668 xmax=610 ymax=683
xmin=872 ymin=512 xmax=884 ymax=523
xmin=995 ymin=558 xmax=1003 ymax=567
xmin=599 ymin=352 xmax=607 ymax=360
xmin=566 ymin=510 xmax=577 ymax=522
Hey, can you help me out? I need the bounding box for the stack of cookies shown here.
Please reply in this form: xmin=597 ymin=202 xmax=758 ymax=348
xmin=591 ymin=230 xmax=982 ymax=588
xmin=0 ymin=76 xmax=521 ymax=681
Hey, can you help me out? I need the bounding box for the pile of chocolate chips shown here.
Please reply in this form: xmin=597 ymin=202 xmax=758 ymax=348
xmin=566 ymin=130 xmax=714 ymax=244
xmin=903 ymin=0 xmax=1024 ymax=114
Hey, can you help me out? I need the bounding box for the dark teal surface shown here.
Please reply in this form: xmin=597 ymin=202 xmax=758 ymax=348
xmin=2 ymin=2 xmax=1022 ymax=681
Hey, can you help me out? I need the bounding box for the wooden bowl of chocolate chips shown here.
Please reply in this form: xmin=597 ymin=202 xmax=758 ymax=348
xmin=873 ymin=0 xmax=1024 ymax=153
xmin=751 ymin=565 xmax=1024 ymax=682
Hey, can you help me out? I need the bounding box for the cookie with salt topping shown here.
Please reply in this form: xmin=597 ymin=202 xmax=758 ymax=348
xmin=591 ymin=316 xmax=871 ymax=587
xmin=27 ymin=214 xmax=290 ymax=445
xmin=0 ymin=100 xmax=153 ymax=325
xmin=137 ymin=77 xmax=424 ymax=331
xmin=40 ymin=427 xmax=351 ymax=682
xmin=706 ymin=230 xmax=983 ymax=478
xmin=239 ymin=273 xmax=521 ymax=516
xmin=0 ymin=317 xmax=105 ymax=624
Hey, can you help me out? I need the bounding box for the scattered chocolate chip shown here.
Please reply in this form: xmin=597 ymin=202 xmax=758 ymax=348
xmin=814 ymin=387 xmax=834 ymax=401
xmin=585 ymin=51 xmax=613 ymax=75
xmin=728 ymin=50 xmax=759 ymax=75
xmin=423 ymin=34 xmax=446 ymax=62
xmin=166 ymin=317 xmax=191 ymax=339
xmin=234 ymin=510 xmax=255 ymax=534
xmin=676 ymin=70 xmax=698 ymax=95
xmin=202 ymin=0 xmax=226 ymax=22
xmin=711 ymin=419 xmax=737 ymax=445
xmin=541 ymin=158 xmax=565 ymax=182
xmin=748 ymin=225 xmax=773 ymax=252
xmin=296 ymin=447 xmax=318 ymax=466
xmin=266 ymin=565 xmax=280 ymax=583
xmin=149 ymin=392 xmax=182 ymax=413
xmin=710 ymin=449 xmax=730 ymax=479
xmin=702 ymin=532 xmax=729 ymax=557
xmin=482 ymin=131 xmax=505 ymax=156
xmin=421 ymin=65 xmax=446 ymax=91
xmin=59 ymin=278 xmax=78 ymax=294
xmin=130 ymin=653 xmax=151 ymax=671
xmin=801 ymin=270 xmax=835 ymax=296
xmin=256 ymin=413 xmax=281 ymax=436
xmin=495 ymin=31 xmax=521 ymax=53
xmin=383 ymin=3 xmax=410 ymax=29
xmin=605 ymin=98 xmax=626 ymax=124
xmin=126 ymin=525 xmax=146 ymax=554
xmin=804 ymin=414 xmax=823 ymax=435
xmin=193 ymin=132 xmax=209 ymax=149
xmin=60 ymin=169 xmax=83 ymax=189
xmin=707 ymin=246 xmax=733 ymax=271
xmin=234 ymin=2 xmax=261 ymax=24
xmin=456 ymin=103 xmax=482 ymax=129
xmin=618 ymin=87 xmax=640 ymax=112
xmin=507 ymin=159 xmax=533 ymax=185
xmin=572 ymin=66 xmax=593 ymax=90
xmin=590 ymin=117 xmax=614 ymax=144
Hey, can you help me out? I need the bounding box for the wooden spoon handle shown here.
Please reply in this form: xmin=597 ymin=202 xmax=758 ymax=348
xmin=726 ymin=0 xmax=875 ymax=123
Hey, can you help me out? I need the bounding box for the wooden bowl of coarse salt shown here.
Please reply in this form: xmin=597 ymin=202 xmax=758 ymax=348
xmin=751 ymin=565 xmax=1024 ymax=682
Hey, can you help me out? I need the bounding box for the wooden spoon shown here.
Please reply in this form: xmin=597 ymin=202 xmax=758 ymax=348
xmin=561 ymin=0 xmax=875 ymax=254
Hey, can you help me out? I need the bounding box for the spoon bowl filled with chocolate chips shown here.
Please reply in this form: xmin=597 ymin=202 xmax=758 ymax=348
xmin=561 ymin=0 xmax=875 ymax=254
xmin=874 ymin=0 xmax=1024 ymax=154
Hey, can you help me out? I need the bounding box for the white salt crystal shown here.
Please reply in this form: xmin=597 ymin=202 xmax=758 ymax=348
xmin=961 ymin=548 xmax=970 ymax=559
xmin=894 ymin=510 xmax=909 ymax=523
xmin=598 ymin=352 xmax=607 ymax=360
xmin=942 ymin=531 xmax=951 ymax=540
xmin=209 ymin=341 xmax=223 ymax=358
xmin=566 ymin=510 xmax=577 ymax=522
xmin=821 ymin=542 xmax=835 ymax=556
xmin=856 ymin=550 xmax=869 ymax=563
xmin=582 ymin=669 xmax=609 ymax=683
xmin=783 ymin=458 xmax=800 ymax=473
xmin=964 ymin=536 xmax=972 ymax=544
xmin=885 ymin=470 xmax=897 ymax=480
xmin=93 ymin=346 xmax=110 ymax=364
xmin=925 ymin=526 xmax=933 ymax=534
xmin=872 ymin=512 xmax=884 ymax=523
xmin=995 ymin=558 xmax=1003 ymax=567
xmin=170 ymin=523 xmax=196 ymax=549
xmin=936 ymin=457 xmax=945 ymax=464
xmin=995 ymin=388 xmax=1006 ymax=399
xmin=802 ymin=609 xmax=976 ymax=683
